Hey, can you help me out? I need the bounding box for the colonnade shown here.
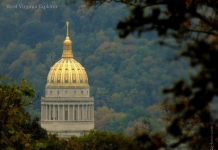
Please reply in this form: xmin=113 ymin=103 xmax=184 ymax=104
xmin=41 ymin=104 xmax=94 ymax=121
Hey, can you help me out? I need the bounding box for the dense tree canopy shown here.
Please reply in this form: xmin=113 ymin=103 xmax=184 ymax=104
xmin=43 ymin=130 xmax=140 ymax=150
xmin=0 ymin=76 xmax=47 ymax=149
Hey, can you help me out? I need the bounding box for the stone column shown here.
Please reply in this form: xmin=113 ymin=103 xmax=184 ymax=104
xmin=58 ymin=105 xmax=60 ymax=121
xmin=72 ymin=105 xmax=74 ymax=121
xmin=48 ymin=105 xmax=50 ymax=120
xmin=88 ymin=104 xmax=90 ymax=120
xmin=92 ymin=105 xmax=94 ymax=120
xmin=89 ymin=105 xmax=91 ymax=120
xmin=55 ymin=105 xmax=57 ymax=120
xmin=41 ymin=105 xmax=43 ymax=120
xmin=51 ymin=105 xmax=53 ymax=120
xmin=84 ymin=104 xmax=87 ymax=120
xmin=63 ymin=105 xmax=65 ymax=120
xmin=53 ymin=105 xmax=55 ymax=120
xmin=45 ymin=104 xmax=47 ymax=120
xmin=50 ymin=105 xmax=52 ymax=120
xmin=77 ymin=105 xmax=79 ymax=120
xmin=60 ymin=105 xmax=62 ymax=121
xmin=45 ymin=105 xmax=46 ymax=120
xmin=87 ymin=105 xmax=89 ymax=120
xmin=47 ymin=105 xmax=49 ymax=120
xmin=52 ymin=104 xmax=54 ymax=120
xmin=84 ymin=105 xmax=86 ymax=120
xmin=83 ymin=105 xmax=85 ymax=120
xmin=43 ymin=105 xmax=45 ymax=120
xmin=45 ymin=105 xmax=47 ymax=120
xmin=50 ymin=105 xmax=51 ymax=120
xmin=68 ymin=105 xmax=70 ymax=121
xmin=87 ymin=104 xmax=90 ymax=120
xmin=90 ymin=105 xmax=92 ymax=120
xmin=81 ymin=105 xmax=83 ymax=120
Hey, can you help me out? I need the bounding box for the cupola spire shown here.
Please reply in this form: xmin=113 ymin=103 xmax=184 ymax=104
xmin=62 ymin=21 xmax=73 ymax=59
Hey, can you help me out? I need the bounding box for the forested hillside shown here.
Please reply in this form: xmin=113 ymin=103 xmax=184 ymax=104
xmin=0 ymin=0 xmax=192 ymax=133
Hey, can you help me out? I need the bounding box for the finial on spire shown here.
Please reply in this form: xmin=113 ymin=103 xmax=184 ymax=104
xmin=66 ymin=21 xmax=69 ymax=37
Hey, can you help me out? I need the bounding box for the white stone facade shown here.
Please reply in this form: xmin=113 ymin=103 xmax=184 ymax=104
xmin=41 ymin=86 xmax=94 ymax=138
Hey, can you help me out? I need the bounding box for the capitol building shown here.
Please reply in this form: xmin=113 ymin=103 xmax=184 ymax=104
xmin=40 ymin=22 xmax=94 ymax=138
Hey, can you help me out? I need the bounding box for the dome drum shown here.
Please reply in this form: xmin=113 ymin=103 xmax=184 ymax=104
xmin=45 ymin=86 xmax=90 ymax=98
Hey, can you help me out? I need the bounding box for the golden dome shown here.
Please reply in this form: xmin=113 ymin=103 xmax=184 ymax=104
xmin=46 ymin=22 xmax=88 ymax=87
